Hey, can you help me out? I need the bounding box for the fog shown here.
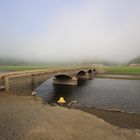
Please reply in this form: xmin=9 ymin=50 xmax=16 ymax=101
xmin=0 ymin=0 xmax=140 ymax=63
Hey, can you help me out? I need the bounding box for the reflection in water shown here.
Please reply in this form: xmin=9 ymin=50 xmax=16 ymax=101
xmin=40 ymin=78 xmax=89 ymax=104
xmin=37 ymin=78 xmax=140 ymax=113
xmin=52 ymin=84 xmax=73 ymax=103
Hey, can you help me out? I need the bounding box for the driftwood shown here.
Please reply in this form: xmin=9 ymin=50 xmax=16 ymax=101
xmin=68 ymin=101 xmax=79 ymax=107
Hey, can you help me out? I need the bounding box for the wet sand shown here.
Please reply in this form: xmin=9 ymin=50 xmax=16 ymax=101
xmin=0 ymin=93 xmax=140 ymax=140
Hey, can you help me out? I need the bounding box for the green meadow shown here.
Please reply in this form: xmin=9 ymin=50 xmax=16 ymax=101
xmin=103 ymin=66 xmax=140 ymax=75
xmin=0 ymin=66 xmax=50 ymax=71
xmin=0 ymin=65 xmax=140 ymax=75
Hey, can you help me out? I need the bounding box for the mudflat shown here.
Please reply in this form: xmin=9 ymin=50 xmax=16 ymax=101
xmin=73 ymin=106 xmax=140 ymax=129
xmin=0 ymin=93 xmax=140 ymax=140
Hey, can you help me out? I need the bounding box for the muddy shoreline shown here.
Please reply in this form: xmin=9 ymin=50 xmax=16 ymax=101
xmin=71 ymin=105 xmax=140 ymax=129
xmin=0 ymin=93 xmax=140 ymax=140
xmin=50 ymin=101 xmax=140 ymax=130
xmin=1 ymin=91 xmax=140 ymax=130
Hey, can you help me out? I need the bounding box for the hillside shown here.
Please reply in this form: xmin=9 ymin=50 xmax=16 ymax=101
xmin=129 ymin=56 xmax=140 ymax=64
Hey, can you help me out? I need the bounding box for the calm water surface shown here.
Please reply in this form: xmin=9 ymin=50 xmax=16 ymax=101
xmin=37 ymin=78 xmax=140 ymax=113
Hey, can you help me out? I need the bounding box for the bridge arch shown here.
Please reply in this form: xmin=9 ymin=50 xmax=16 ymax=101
xmin=54 ymin=74 xmax=72 ymax=80
xmin=87 ymin=69 xmax=93 ymax=74
xmin=76 ymin=70 xmax=89 ymax=79
xmin=76 ymin=70 xmax=87 ymax=76
xmin=53 ymin=74 xmax=77 ymax=85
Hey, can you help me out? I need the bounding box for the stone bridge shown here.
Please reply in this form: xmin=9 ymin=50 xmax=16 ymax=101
xmin=0 ymin=68 xmax=94 ymax=95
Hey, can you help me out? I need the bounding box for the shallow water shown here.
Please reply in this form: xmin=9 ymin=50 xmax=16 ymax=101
xmin=37 ymin=78 xmax=140 ymax=113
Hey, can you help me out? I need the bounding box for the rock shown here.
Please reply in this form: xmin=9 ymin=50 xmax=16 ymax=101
xmin=31 ymin=91 xmax=36 ymax=96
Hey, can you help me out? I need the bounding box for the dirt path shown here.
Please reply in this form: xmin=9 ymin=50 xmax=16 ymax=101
xmin=0 ymin=93 xmax=140 ymax=140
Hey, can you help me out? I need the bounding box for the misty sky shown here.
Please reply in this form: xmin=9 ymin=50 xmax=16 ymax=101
xmin=0 ymin=0 xmax=140 ymax=63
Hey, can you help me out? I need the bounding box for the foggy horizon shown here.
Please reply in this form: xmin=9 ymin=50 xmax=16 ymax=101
xmin=0 ymin=0 xmax=140 ymax=63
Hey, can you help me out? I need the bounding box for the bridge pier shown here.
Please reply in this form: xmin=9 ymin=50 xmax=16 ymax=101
xmin=76 ymin=73 xmax=90 ymax=79
xmin=5 ymin=74 xmax=33 ymax=95
xmin=0 ymin=78 xmax=5 ymax=90
xmin=53 ymin=77 xmax=77 ymax=85
xmin=88 ymin=74 xmax=94 ymax=79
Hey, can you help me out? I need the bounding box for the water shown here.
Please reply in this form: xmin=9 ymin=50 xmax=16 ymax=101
xmin=37 ymin=78 xmax=140 ymax=113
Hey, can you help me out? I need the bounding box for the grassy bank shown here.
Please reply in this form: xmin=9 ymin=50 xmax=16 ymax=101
xmin=0 ymin=64 xmax=79 ymax=71
xmin=103 ymin=66 xmax=140 ymax=75
xmin=0 ymin=66 xmax=50 ymax=71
